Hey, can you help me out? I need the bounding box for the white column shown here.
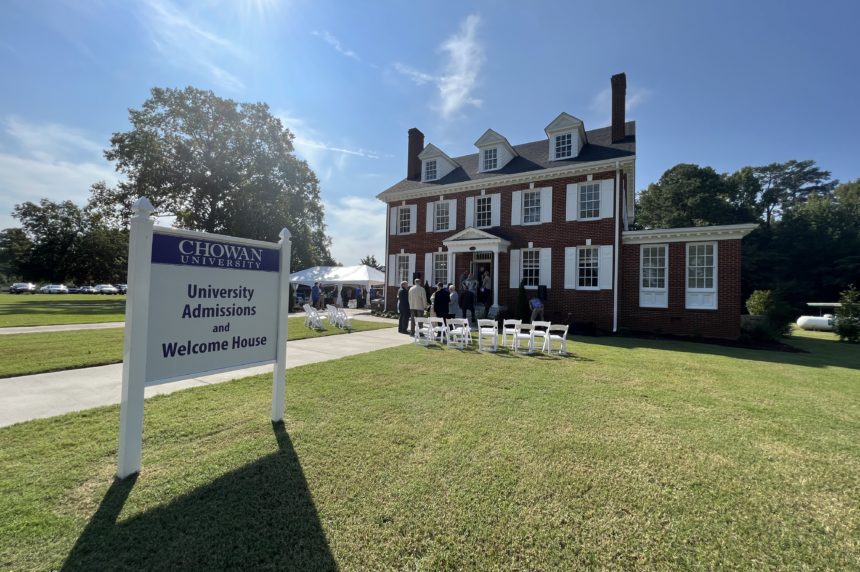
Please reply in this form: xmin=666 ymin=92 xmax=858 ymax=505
xmin=117 ymin=197 xmax=155 ymax=480
xmin=492 ymin=249 xmax=500 ymax=309
xmin=272 ymin=228 xmax=292 ymax=423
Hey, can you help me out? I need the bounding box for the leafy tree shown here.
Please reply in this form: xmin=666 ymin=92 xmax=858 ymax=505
xmin=360 ymin=254 xmax=384 ymax=271
xmin=834 ymin=285 xmax=860 ymax=343
xmin=13 ymin=200 xmax=88 ymax=282
xmin=89 ymin=86 xmax=335 ymax=270
xmin=636 ymin=164 xmax=757 ymax=228
xmin=752 ymin=160 xmax=837 ymax=225
xmin=0 ymin=228 xmax=33 ymax=280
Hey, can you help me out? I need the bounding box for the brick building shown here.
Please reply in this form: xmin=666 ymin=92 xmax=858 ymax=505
xmin=378 ymin=73 xmax=756 ymax=339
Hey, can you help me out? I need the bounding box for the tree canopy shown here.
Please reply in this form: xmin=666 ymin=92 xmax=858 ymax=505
xmin=89 ymin=86 xmax=335 ymax=269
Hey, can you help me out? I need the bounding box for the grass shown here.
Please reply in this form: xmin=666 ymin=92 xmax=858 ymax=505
xmin=0 ymin=318 xmax=394 ymax=378
xmin=1 ymin=331 xmax=858 ymax=569
xmin=0 ymin=294 xmax=127 ymax=327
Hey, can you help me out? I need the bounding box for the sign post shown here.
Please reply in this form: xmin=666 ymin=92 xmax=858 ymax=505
xmin=117 ymin=197 xmax=291 ymax=479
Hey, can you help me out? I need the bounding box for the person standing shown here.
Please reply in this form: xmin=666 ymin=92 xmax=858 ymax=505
xmin=461 ymin=286 xmax=476 ymax=324
xmin=482 ymin=271 xmax=492 ymax=316
xmin=311 ymin=282 xmax=321 ymax=309
xmin=434 ymin=282 xmax=450 ymax=324
xmin=397 ymin=281 xmax=410 ymax=334
xmin=408 ymin=278 xmax=428 ymax=334
xmin=448 ymin=285 xmax=460 ymax=319
xmin=529 ymin=296 xmax=545 ymax=323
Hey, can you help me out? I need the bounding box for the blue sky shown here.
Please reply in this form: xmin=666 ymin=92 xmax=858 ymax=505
xmin=1 ymin=0 xmax=858 ymax=264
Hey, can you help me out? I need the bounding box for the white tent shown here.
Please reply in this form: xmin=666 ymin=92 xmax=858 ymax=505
xmin=290 ymin=265 xmax=385 ymax=306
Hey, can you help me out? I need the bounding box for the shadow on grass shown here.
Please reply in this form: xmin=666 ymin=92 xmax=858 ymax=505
xmin=62 ymin=422 xmax=336 ymax=571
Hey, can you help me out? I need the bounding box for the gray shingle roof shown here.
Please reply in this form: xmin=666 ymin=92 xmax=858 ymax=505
xmin=379 ymin=121 xmax=635 ymax=199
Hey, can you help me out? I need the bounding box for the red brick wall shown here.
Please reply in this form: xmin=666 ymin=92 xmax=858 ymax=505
xmin=619 ymin=240 xmax=743 ymax=339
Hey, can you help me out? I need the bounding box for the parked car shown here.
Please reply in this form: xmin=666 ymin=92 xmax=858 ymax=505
xmin=39 ymin=284 xmax=69 ymax=294
xmin=117 ymin=284 xmax=128 ymax=294
xmin=9 ymin=282 xmax=37 ymax=294
xmin=95 ymin=284 xmax=119 ymax=295
xmin=79 ymin=285 xmax=98 ymax=294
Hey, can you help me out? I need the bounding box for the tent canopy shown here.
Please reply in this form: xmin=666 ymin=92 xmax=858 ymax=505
xmin=290 ymin=265 xmax=385 ymax=288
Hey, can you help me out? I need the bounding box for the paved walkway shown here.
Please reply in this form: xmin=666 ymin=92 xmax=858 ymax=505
xmin=0 ymin=326 xmax=409 ymax=428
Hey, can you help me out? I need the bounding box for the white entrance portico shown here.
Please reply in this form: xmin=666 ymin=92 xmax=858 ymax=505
xmin=443 ymin=227 xmax=511 ymax=313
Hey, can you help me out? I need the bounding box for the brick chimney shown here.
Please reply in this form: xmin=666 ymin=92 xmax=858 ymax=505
xmin=407 ymin=128 xmax=424 ymax=181
xmin=611 ymin=73 xmax=627 ymax=143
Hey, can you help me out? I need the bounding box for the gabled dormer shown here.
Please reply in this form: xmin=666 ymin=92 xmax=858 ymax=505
xmin=474 ymin=129 xmax=517 ymax=173
xmin=545 ymin=112 xmax=587 ymax=161
xmin=418 ymin=143 xmax=458 ymax=182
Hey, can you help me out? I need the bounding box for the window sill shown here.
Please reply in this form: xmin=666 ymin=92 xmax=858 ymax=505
xmin=575 ymin=217 xmax=601 ymax=222
xmin=521 ymin=221 xmax=543 ymax=226
xmin=640 ymin=304 xmax=669 ymax=309
xmin=576 ymin=286 xmax=600 ymax=291
xmin=685 ymin=306 xmax=718 ymax=311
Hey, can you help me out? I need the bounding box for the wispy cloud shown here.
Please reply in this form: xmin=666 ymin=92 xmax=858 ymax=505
xmin=588 ymin=85 xmax=652 ymax=126
xmin=311 ymin=30 xmax=359 ymax=61
xmin=394 ymin=14 xmax=484 ymax=120
xmin=140 ymin=0 xmax=246 ymax=91
xmin=324 ymin=196 xmax=386 ymax=264
xmin=277 ymin=111 xmax=385 ymax=167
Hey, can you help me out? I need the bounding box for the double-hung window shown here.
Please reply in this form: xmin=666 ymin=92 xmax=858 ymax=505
xmin=483 ymin=148 xmax=498 ymax=171
xmin=434 ymin=201 xmax=450 ymax=232
xmin=397 ymin=254 xmax=410 ymax=284
xmin=555 ymin=133 xmax=573 ymax=159
xmin=686 ymin=242 xmax=717 ymax=309
xmin=433 ymin=253 xmax=448 ymax=285
xmin=476 ymin=196 xmax=492 ymax=228
xmin=640 ymin=245 xmax=668 ymax=308
xmin=424 ymin=160 xmax=437 ymax=181
xmin=578 ymin=182 xmax=601 ymax=219
xmin=521 ymin=250 xmax=540 ymax=288
xmin=398 ymin=207 xmax=411 ymax=234
xmin=522 ymin=190 xmax=541 ymax=224
xmin=577 ymin=246 xmax=599 ymax=289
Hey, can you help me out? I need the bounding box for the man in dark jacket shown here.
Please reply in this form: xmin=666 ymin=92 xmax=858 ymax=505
xmin=434 ymin=282 xmax=450 ymax=324
xmin=397 ymin=281 xmax=410 ymax=334
xmin=461 ymin=287 xmax=476 ymax=324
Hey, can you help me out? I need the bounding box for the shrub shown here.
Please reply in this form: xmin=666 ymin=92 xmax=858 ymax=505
xmin=834 ymin=284 xmax=860 ymax=343
xmin=746 ymin=290 xmax=773 ymax=316
xmin=742 ymin=289 xmax=793 ymax=342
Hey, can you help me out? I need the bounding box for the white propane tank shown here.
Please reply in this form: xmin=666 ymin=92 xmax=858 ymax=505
xmin=797 ymin=314 xmax=835 ymax=331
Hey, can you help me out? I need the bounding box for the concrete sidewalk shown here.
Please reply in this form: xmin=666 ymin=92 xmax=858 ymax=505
xmin=0 ymin=326 xmax=409 ymax=428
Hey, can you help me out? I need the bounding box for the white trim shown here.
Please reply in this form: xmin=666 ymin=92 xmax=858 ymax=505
xmin=623 ymin=223 xmax=758 ymax=245
xmin=685 ymin=241 xmax=718 ymax=310
xmin=639 ymin=244 xmax=668 ymax=308
xmin=576 ymin=245 xmax=600 ymax=291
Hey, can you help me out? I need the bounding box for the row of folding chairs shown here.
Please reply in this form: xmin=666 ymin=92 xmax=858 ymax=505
xmin=302 ymin=304 xmax=328 ymax=329
xmin=413 ymin=317 xmax=569 ymax=355
xmin=325 ymin=305 xmax=353 ymax=330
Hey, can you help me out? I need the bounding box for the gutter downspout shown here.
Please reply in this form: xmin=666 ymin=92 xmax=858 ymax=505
xmin=612 ymin=161 xmax=621 ymax=333
xmin=384 ymin=203 xmax=390 ymax=312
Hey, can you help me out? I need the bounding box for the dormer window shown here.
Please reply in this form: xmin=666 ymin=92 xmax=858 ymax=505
xmin=424 ymin=160 xmax=437 ymax=181
xmin=554 ymin=133 xmax=573 ymax=159
xmin=483 ymin=148 xmax=498 ymax=171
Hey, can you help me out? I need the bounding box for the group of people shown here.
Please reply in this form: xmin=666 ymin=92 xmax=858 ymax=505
xmin=396 ymin=269 xmax=493 ymax=335
xmin=310 ymin=282 xmax=367 ymax=310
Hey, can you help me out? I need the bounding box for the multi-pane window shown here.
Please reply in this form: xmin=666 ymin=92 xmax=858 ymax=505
xmin=555 ymin=133 xmax=572 ymax=159
xmin=397 ymin=255 xmax=410 ymax=284
xmin=522 ymin=190 xmax=541 ymax=224
xmin=577 ymin=246 xmax=599 ymax=289
xmin=398 ymin=207 xmax=411 ymax=234
xmin=521 ymin=249 xmax=540 ymax=287
xmin=434 ymin=201 xmax=450 ymax=232
xmin=641 ymin=246 xmax=667 ymax=289
xmin=433 ymin=253 xmax=448 ymax=285
xmin=476 ymin=196 xmax=492 ymax=228
xmin=424 ymin=160 xmax=437 ymax=181
xmin=687 ymin=244 xmax=715 ymax=290
xmin=483 ymin=148 xmax=498 ymax=170
xmin=578 ymin=183 xmax=601 ymax=219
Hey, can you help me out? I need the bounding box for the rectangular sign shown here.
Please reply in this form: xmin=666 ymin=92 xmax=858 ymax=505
xmin=144 ymin=230 xmax=280 ymax=384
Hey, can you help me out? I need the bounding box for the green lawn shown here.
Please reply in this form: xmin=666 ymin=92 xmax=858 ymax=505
xmin=1 ymin=332 xmax=858 ymax=569
xmin=0 ymin=318 xmax=394 ymax=378
xmin=0 ymin=294 xmax=127 ymax=327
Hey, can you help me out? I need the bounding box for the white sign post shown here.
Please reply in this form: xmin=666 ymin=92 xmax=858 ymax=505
xmin=117 ymin=197 xmax=292 ymax=479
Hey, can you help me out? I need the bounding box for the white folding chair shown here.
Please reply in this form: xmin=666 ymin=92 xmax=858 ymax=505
xmin=302 ymin=304 xmax=313 ymax=327
xmin=413 ymin=317 xmax=433 ymax=345
xmin=446 ymin=318 xmax=472 ymax=349
xmin=512 ymin=323 xmax=534 ymax=354
xmin=531 ymin=321 xmax=551 ymax=353
xmin=337 ymin=309 xmax=353 ymax=330
xmin=501 ymin=319 xmax=521 ymax=347
xmin=477 ymin=319 xmax=498 ymax=352
xmin=543 ymin=324 xmax=570 ymax=355
xmin=428 ymin=317 xmax=448 ymax=344
xmin=309 ymin=307 xmax=327 ymax=330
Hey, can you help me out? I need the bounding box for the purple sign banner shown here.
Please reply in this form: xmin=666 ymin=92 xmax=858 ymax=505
xmin=151 ymin=232 xmax=279 ymax=272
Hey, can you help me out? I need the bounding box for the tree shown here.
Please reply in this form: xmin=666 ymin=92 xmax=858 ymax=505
xmin=752 ymin=160 xmax=837 ymax=225
xmin=13 ymin=200 xmax=88 ymax=282
xmin=89 ymin=86 xmax=335 ymax=270
xmin=834 ymin=285 xmax=860 ymax=343
xmin=0 ymin=228 xmax=33 ymax=281
xmin=636 ymin=164 xmax=757 ymax=229
xmin=360 ymin=254 xmax=384 ymax=271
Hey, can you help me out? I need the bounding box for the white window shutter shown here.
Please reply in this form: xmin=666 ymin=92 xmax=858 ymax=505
xmin=408 ymin=205 xmax=417 ymax=234
xmin=388 ymin=254 xmax=397 ymax=286
xmin=539 ymin=247 xmax=552 ymax=288
xmin=426 ymin=203 xmax=434 ymax=232
xmin=424 ymin=253 xmax=432 ymax=284
xmin=465 ymin=197 xmax=475 ymax=227
xmin=540 ymin=187 xmax=553 ymax=223
xmin=509 ymin=249 xmax=520 ymax=288
xmin=511 ymin=191 xmax=522 ymax=225
xmin=448 ymin=199 xmax=457 ymax=231
xmin=491 ymin=194 xmax=501 ymax=227
xmin=408 ymin=254 xmax=416 ymax=282
xmin=566 ymin=184 xmax=577 ymax=221
xmin=564 ymin=247 xmax=577 ymax=289
xmin=389 ymin=207 xmax=398 ymax=235
xmin=599 ymin=245 xmax=613 ymax=290
xmin=600 ymin=179 xmax=615 ymax=219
